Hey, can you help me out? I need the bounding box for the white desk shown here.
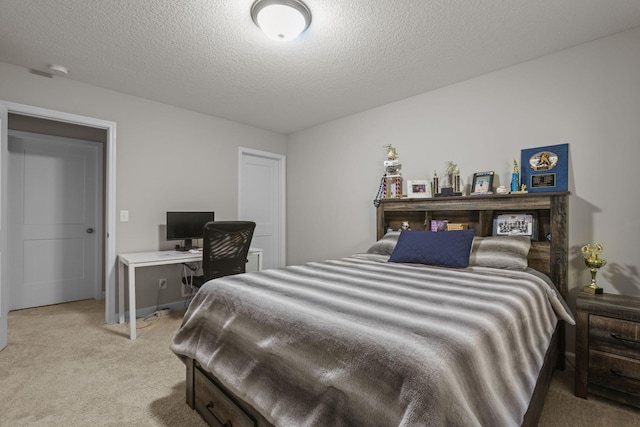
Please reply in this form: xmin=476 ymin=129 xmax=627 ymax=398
xmin=118 ymin=248 xmax=262 ymax=339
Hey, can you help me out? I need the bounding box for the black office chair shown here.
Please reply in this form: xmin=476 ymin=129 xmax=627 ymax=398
xmin=191 ymin=221 xmax=256 ymax=288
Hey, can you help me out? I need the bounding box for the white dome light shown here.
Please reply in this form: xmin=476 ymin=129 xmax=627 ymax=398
xmin=251 ymin=0 xmax=311 ymax=42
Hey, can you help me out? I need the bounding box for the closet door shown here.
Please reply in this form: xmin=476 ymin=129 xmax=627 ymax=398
xmin=239 ymin=148 xmax=285 ymax=269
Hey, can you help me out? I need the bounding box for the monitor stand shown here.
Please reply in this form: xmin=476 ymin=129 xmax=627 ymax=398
xmin=175 ymin=239 xmax=194 ymax=252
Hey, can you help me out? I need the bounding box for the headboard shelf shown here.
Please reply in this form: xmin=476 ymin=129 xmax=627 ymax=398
xmin=376 ymin=192 xmax=569 ymax=297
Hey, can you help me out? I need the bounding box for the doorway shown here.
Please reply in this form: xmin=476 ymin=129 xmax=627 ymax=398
xmin=8 ymin=130 xmax=103 ymax=310
xmin=0 ymin=101 xmax=117 ymax=346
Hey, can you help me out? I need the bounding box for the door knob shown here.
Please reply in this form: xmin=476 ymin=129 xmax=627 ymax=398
xmin=87 ymin=228 xmax=94 ymax=234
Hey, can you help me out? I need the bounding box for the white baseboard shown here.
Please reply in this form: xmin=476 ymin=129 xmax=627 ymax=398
xmin=107 ymin=299 xmax=187 ymax=323
xmin=134 ymin=300 xmax=187 ymax=319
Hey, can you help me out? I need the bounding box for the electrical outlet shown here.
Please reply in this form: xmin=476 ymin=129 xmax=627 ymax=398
xmin=158 ymin=278 xmax=167 ymax=289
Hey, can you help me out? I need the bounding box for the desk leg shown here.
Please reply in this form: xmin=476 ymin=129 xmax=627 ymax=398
xmin=128 ymin=265 xmax=137 ymax=340
xmin=118 ymin=261 xmax=125 ymax=324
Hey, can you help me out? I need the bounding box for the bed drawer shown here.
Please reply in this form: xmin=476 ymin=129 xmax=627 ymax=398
xmin=589 ymin=315 xmax=640 ymax=359
xmin=194 ymin=368 xmax=256 ymax=427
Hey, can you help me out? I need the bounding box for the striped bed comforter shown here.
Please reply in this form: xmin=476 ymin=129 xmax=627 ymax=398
xmin=170 ymin=254 xmax=574 ymax=427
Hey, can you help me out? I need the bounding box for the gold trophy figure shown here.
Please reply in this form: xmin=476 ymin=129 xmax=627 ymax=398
xmin=581 ymin=243 xmax=606 ymax=294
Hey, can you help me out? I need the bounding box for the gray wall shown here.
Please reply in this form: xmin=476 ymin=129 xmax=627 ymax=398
xmin=0 ymin=61 xmax=287 ymax=311
xmin=2 ymin=26 xmax=640 ymax=352
xmin=287 ymin=26 xmax=640 ymax=354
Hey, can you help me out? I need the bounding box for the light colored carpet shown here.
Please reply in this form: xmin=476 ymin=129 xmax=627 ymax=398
xmin=538 ymin=359 xmax=640 ymax=427
xmin=1 ymin=299 xmax=206 ymax=427
xmin=1 ymin=299 xmax=639 ymax=426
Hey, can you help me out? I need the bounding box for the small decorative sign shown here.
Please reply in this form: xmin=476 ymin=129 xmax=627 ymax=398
xmin=520 ymin=143 xmax=568 ymax=192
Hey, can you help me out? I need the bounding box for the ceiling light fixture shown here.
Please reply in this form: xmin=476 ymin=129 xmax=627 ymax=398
xmin=48 ymin=64 xmax=69 ymax=75
xmin=251 ymin=0 xmax=311 ymax=42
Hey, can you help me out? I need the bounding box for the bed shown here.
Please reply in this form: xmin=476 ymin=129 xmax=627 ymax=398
xmin=171 ymin=193 xmax=573 ymax=427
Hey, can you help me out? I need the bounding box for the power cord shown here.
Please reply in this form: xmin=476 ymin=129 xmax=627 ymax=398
xmin=184 ymin=288 xmax=196 ymax=310
xmin=181 ymin=263 xmax=200 ymax=309
xmin=133 ymin=262 xmax=203 ymax=329
xmin=138 ymin=275 xmax=175 ymax=328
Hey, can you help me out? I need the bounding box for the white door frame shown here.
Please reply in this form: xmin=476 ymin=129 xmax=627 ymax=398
xmin=0 ymin=101 xmax=117 ymax=324
xmin=238 ymin=147 xmax=286 ymax=268
xmin=1 ymin=103 xmax=8 ymax=350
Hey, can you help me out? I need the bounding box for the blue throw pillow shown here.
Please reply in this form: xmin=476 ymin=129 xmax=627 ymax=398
xmin=388 ymin=229 xmax=476 ymax=268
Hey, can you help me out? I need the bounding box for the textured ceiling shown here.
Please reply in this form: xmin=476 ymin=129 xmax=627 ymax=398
xmin=1 ymin=1 xmax=640 ymax=134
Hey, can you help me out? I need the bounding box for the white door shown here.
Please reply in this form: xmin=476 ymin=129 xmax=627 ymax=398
xmin=239 ymin=148 xmax=285 ymax=269
xmin=8 ymin=130 xmax=102 ymax=310
xmin=0 ymin=105 xmax=8 ymax=350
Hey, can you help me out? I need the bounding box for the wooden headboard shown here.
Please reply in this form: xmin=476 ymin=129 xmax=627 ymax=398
xmin=376 ymin=192 xmax=570 ymax=297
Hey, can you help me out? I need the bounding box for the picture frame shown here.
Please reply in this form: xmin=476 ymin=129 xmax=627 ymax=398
xmin=430 ymin=220 xmax=448 ymax=232
xmin=492 ymin=212 xmax=538 ymax=240
xmin=406 ymin=180 xmax=431 ymax=198
xmin=470 ymin=171 xmax=494 ymax=195
xmin=520 ymin=143 xmax=569 ymax=193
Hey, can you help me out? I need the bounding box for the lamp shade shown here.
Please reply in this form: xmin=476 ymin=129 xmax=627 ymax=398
xmin=251 ymin=0 xmax=311 ymax=41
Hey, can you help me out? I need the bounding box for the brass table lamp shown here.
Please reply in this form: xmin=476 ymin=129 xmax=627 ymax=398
xmin=581 ymin=243 xmax=606 ymax=294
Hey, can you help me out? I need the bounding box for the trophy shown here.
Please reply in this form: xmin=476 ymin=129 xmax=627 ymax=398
xmin=435 ymin=161 xmax=461 ymax=197
xmin=432 ymin=170 xmax=439 ymax=196
xmin=581 ymin=243 xmax=607 ymax=294
xmin=383 ymin=144 xmax=403 ymax=198
xmin=373 ymin=145 xmax=403 ymax=206
xmin=511 ymin=159 xmax=528 ymax=193
xmin=511 ymin=159 xmax=519 ymax=193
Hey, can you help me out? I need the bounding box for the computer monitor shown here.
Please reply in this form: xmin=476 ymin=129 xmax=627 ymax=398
xmin=166 ymin=211 xmax=214 ymax=250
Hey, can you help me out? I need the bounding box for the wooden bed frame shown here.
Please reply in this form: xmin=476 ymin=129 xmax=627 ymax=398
xmin=181 ymin=192 xmax=570 ymax=427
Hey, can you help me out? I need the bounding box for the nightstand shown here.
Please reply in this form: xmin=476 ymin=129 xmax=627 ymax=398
xmin=575 ymin=293 xmax=640 ymax=408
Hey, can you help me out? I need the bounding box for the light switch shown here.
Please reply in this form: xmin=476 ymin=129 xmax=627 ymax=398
xmin=120 ymin=210 xmax=129 ymax=222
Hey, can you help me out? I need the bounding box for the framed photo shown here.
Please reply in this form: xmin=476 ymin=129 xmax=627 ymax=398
xmin=492 ymin=212 xmax=538 ymax=240
xmin=470 ymin=171 xmax=494 ymax=195
xmin=406 ymin=180 xmax=431 ymax=198
xmin=430 ymin=220 xmax=448 ymax=232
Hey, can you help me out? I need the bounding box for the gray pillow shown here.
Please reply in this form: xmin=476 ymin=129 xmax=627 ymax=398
xmin=469 ymin=236 xmax=531 ymax=270
xmin=366 ymin=231 xmax=400 ymax=255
